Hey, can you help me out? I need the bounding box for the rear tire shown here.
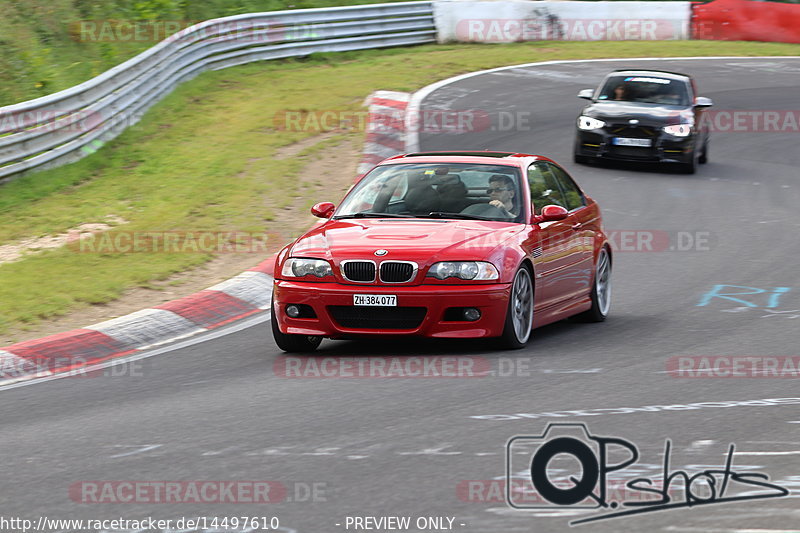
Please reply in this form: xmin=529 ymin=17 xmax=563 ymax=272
xmin=271 ymin=302 xmax=322 ymax=353
xmin=575 ymin=247 xmax=611 ymax=322
xmin=499 ymin=266 xmax=534 ymax=350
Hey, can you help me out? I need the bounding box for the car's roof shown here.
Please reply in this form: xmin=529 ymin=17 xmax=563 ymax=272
xmin=608 ymin=69 xmax=691 ymax=82
xmin=379 ymin=151 xmax=549 ymax=166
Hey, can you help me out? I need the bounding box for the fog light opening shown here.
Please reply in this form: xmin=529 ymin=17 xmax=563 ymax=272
xmin=463 ymin=308 xmax=481 ymax=322
xmin=286 ymin=304 xmax=301 ymax=318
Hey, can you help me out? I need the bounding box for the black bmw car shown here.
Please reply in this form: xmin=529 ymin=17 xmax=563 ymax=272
xmin=573 ymin=70 xmax=713 ymax=174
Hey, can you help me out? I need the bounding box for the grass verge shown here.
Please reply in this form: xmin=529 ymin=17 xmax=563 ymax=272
xmin=1 ymin=39 xmax=799 ymax=335
xmin=0 ymin=0 xmax=414 ymax=106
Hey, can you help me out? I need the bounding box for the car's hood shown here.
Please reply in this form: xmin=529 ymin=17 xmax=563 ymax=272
xmin=289 ymin=218 xmax=524 ymax=264
xmin=582 ymin=101 xmax=691 ymax=125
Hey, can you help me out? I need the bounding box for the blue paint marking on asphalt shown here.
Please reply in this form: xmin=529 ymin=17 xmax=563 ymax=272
xmin=697 ymin=284 xmax=792 ymax=308
xmin=767 ymin=287 xmax=792 ymax=308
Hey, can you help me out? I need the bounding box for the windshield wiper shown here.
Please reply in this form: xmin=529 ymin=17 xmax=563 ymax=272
xmin=334 ymin=212 xmax=415 ymax=219
xmin=421 ymin=211 xmax=497 ymax=221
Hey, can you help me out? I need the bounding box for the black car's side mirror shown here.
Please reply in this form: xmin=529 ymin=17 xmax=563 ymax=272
xmin=695 ymin=96 xmax=713 ymax=108
xmin=577 ymin=89 xmax=594 ymax=100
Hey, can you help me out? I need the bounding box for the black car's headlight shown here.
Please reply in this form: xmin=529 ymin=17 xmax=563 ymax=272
xmin=662 ymin=124 xmax=692 ymax=137
xmin=427 ymin=261 xmax=499 ymax=281
xmin=281 ymin=258 xmax=333 ymax=278
xmin=577 ymin=116 xmax=606 ymax=130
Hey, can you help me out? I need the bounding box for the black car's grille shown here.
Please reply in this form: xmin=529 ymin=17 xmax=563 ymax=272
xmin=609 ymin=146 xmax=657 ymax=159
xmin=380 ymin=262 xmax=415 ymax=283
xmin=342 ymin=261 xmax=375 ymax=282
xmin=605 ymin=124 xmax=658 ymax=159
xmin=608 ymin=125 xmax=657 ymax=138
xmin=328 ymin=306 xmax=426 ymax=330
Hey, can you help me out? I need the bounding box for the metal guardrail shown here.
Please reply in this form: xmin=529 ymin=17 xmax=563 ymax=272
xmin=0 ymin=2 xmax=436 ymax=183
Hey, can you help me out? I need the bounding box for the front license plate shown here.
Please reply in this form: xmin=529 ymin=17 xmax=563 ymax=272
xmin=613 ymin=137 xmax=652 ymax=147
xmin=354 ymin=294 xmax=397 ymax=307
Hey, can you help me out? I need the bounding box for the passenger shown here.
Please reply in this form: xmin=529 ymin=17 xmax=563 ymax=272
xmin=404 ymin=171 xmax=439 ymax=215
xmin=658 ymin=89 xmax=682 ymax=105
xmin=436 ymin=174 xmax=468 ymax=213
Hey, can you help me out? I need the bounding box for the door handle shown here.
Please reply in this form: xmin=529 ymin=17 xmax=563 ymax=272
xmin=571 ymin=223 xmax=582 ymax=230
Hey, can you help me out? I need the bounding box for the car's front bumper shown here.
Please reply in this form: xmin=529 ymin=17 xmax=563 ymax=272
xmin=273 ymin=279 xmax=511 ymax=339
xmin=575 ymin=129 xmax=697 ymax=164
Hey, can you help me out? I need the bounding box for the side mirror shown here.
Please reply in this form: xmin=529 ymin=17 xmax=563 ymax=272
xmin=311 ymin=202 xmax=335 ymax=219
xmin=695 ymin=96 xmax=713 ymax=108
xmin=537 ymin=205 xmax=569 ymax=223
xmin=578 ymin=89 xmax=594 ymax=100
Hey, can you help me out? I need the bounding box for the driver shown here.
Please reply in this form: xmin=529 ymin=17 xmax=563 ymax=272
xmin=487 ymin=174 xmax=517 ymax=217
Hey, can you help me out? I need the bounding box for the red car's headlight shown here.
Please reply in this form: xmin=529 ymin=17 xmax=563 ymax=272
xmin=281 ymin=258 xmax=333 ymax=278
xmin=426 ymin=261 xmax=499 ymax=281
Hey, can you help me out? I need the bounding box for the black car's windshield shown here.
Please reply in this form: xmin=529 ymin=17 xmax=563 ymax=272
xmin=335 ymin=163 xmax=525 ymax=222
xmin=597 ymin=75 xmax=690 ymax=106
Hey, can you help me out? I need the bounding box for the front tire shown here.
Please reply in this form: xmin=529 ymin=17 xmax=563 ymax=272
xmin=271 ymin=302 xmax=322 ymax=353
xmin=574 ymin=153 xmax=590 ymax=165
xmin=500 ymin=266 xmax=534 ymax=349
xmin=573 ymin=139 xmax=590 ymax=164
xmin=575 ymin=247 xmax=611 ymax=322
xmin=678 ymin=141 xmax=700 ymax=174
xmin=699 ymin=139 xmax=708 ymax=164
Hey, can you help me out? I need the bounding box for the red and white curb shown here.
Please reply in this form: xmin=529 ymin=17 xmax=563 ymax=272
xmin=0 ymin=259 xmax=278 ymax=386
xmin=357 ymin=90 xmax=411 ymax=177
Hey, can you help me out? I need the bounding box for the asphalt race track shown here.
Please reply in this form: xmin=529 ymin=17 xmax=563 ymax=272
xmin=2 ymin=58 xmax=799 ymax=533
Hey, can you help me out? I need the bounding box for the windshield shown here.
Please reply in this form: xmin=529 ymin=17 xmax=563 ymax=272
xmin=336 ymin=163 xmax=525 ymax=222
xmin=597 ymin=75 xmax=690 ymax=106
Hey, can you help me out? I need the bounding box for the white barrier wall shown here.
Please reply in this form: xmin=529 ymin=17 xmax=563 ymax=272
xmin=434 ymin=1 xmax=691 ymax=43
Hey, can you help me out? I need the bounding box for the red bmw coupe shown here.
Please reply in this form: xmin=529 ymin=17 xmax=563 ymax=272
xmin=271 ymin=152 xmax=611 ymax=352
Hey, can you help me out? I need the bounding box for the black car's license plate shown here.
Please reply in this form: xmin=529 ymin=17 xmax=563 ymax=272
xmin=613 ymin=137 xmax=652 ymax=147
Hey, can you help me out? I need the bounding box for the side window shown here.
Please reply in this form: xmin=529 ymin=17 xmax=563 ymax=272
xmin=547 ymin=163 xmax=585 ymax=212
xmin=528 ymin=162 xmax=567 ymax=215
